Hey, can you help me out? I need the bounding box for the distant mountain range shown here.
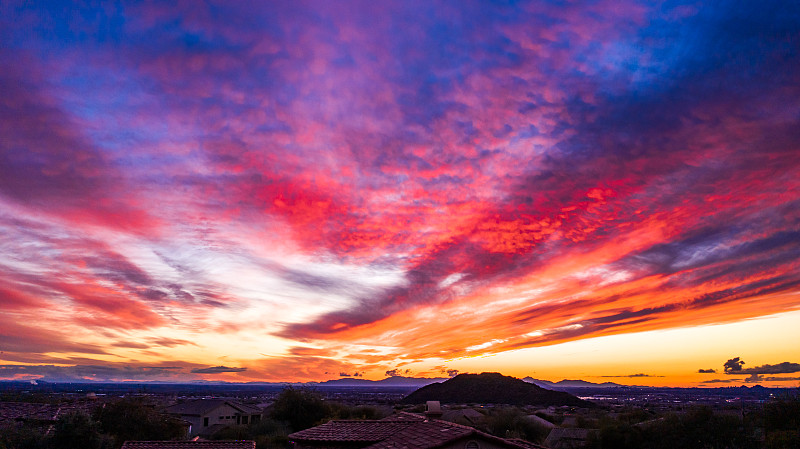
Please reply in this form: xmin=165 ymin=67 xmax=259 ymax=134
xmin=401 ymin=372 xmax=595 ymax=407
xmin=317 ymin=376 xmax=632 ymax=390
xmin=317 ymin=376 xmax=628 ymax=390
xmin=315 ymin=375 xmax=448 ymax=387
xmin=1 ymin=375 xmax=628 ymax=388
xmin=0 ymin=375 xmax=448 ymax=387
xmin=522 ymin=377 xmax=626 ymax=389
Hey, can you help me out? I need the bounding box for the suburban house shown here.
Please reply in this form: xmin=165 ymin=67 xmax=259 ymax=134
xmin=440 ymin=408 xmax=486 ymax=427
xmin=164 ymin=400 xmax=262 ymax=436
xmin=525 ymin=415 xmax=556 ymax=430
xmin=121 ymin=441 xmax=255 ymax=449
xmin=543 ymin=428 xmax=598 ymax=449
xmin=288 ymin=408 xmax=546 ymax=449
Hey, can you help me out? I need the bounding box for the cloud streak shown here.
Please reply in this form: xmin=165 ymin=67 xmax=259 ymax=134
xmin=726 ymin=362 xmax=800 ymax=376
xmin=599 ymin=373 xmax=664 ymax=378
xmin=190 ymin=366 xmax=247 ymax=374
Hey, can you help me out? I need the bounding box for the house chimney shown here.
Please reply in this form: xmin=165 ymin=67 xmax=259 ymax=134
xmin=425 ymin=401 xmax=443 ymax=420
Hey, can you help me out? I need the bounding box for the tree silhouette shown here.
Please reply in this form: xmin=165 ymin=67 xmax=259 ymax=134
xmin=50 ymin=411 xmax=110 ymax=449
xmin=270 ymin=386 xmax=331 ymax=431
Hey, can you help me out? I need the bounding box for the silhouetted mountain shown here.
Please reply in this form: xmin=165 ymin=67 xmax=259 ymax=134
xmin=523 ymin=377 xmax=624 ymax=389
xmin=318 ymin=376 xmax=448 ymax=387
xmin=401 ymin=372 xmax=595 ymax=407
xmin=376 ymin=376 xmax=448 ymax=386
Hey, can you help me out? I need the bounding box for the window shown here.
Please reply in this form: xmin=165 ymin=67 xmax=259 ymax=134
xmin=465 ymin=441 xmax=480 ymax=449
xmin=242 ymin=415 xmax=249 ymax=424
xmin=204 ymin=417 xmax=209 ymax=427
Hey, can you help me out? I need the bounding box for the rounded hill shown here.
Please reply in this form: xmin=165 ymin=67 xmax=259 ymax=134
xmin=400 ymin=372 xmax=594 ymax=407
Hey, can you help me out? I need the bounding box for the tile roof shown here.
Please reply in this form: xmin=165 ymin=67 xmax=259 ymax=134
xmin=543 ymin=428 xmax=598 ymax=449
xmin=197 ymin=424 xmax=229 ymax=437
xmin=164 ymin=400 xmax=261 ymax=416
xmin=289 ymin=420 xmax=418 ymax=442
xmin=290 ymin=415 xmax=543 ymax=449
xmin=504 ymin=439 xmax=547 ymax=449
xmin=120 ymin=441 xmax=255 ymax=449
xmin=440 ymin=409 xmax=485 ymax=425
xmin=524 ymin=415 xmax=556 ymax=429
xmin=0 ymin=401 xmax=98 ymax=423
xmin=366 ymin=420 xmax=474 ymax=449
xmin=380 ymin=412 xmax=426 ymax=422
xmin=233 ymin=403 xmax=262 ymax=414
xmin=164 ymin=400 xmax=228 ymax=416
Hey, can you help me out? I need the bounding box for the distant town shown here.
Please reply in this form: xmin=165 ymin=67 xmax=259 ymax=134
xmin=1 ymin=372 xmax=797 ymax=449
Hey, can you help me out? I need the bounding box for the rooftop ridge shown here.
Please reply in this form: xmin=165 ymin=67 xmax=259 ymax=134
xmin=290 ymin=414 xmax=545 ymax=449
xmin=329 ymin=419 xmax=424 ymax=423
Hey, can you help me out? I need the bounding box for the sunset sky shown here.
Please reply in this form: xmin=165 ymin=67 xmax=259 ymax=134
xmin=1 ymin=1 xmax=799 ymax=388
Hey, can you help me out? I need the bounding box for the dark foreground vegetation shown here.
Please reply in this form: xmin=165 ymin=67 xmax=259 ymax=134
xmin=1 ymin=383 xmax=798 ymax=449
xmin=0 ymin=398 xmax=186 ymax=449
xmin=0 ymin=387 xmax=382 ymax=449
xmin=210 ymin=387 xmax=383 ymax=448
xmin=586 ymin=398 xmax=800 ymax=449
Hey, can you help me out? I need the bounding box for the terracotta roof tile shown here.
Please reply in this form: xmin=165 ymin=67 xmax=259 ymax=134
xmin=365 ymin=420 xmax=473 ymax=449
xmin=290 ymin=420 xmax=417 ymax=442
xmin=290 ymin=416 xmax=542 ymax=449
xmin=120 ymin=441 xmax=255 ymax=449
xmin=164 ymin=400 xmax=229 ymax=416
xmin=505 ymin=439 xmax=547 ymax=449
xmin=380 ymin=412 xmax=426 ymax=422
xmin=164 ymin=400 xmax=261 ymax=416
